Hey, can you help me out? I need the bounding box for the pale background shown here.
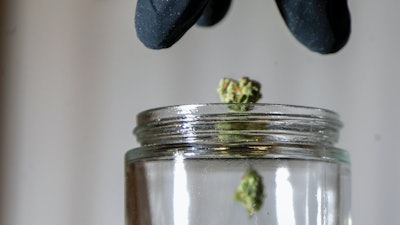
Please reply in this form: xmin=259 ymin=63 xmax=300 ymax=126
xmin=2 ymin=0 xmax=400 ymax=225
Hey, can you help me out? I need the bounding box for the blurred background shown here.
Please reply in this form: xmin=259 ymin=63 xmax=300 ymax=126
xmin=1 ymin=0 xmax=400 ymax=225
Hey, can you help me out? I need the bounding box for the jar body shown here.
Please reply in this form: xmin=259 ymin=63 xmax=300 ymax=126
xmin=125 ymin=104 xmax=351 ymax=225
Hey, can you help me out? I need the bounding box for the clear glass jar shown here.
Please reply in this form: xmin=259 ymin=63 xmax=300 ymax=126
xmin=125 ymin=104 xmax=351 ymax=225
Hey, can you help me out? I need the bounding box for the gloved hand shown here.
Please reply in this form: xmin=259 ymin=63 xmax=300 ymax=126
xmin=135 ymin=0 xmax=350 ymax=54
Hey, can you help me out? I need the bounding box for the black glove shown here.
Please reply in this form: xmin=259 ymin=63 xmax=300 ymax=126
xmin=135 ymin=0 xmax=350 ymax=54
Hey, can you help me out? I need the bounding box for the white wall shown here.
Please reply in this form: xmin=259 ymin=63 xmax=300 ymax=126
xmin=3 ymin=0 xmax=400 ymax=225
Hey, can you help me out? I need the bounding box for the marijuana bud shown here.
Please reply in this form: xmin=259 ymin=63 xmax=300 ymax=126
xmin=217 ymin=77 xmax=262 ymax=111
xmin=233 ymin=167 xmax=265 ymax=217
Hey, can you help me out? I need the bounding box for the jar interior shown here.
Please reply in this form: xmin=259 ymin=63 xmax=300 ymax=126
xmin=126 ymin=156 xmax=351 ymax=225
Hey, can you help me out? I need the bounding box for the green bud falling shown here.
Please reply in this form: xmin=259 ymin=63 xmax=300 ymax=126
xmin=233 ymin=167 xmax=265 ymax=217
xmin=217 ymin=77 xmax=262 ymax=111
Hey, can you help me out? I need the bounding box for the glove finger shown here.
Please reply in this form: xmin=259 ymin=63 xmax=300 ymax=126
xmin=196 ymin=0 xmax=232 ymax=27
xmin=135 ymin=0 xmax=209 ymax=49
xmin=276 ymin=0 xmax=351 ymax=54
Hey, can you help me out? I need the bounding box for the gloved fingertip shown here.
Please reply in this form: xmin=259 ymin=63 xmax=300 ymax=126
xmin=276 ymin=0 xmax=351 ymax=54
xmin=135 ymin=0 xmax=209 ymax=49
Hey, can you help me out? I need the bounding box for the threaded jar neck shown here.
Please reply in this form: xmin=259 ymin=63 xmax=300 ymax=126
xmin=134 ymin=104 xmax=343 ymax=148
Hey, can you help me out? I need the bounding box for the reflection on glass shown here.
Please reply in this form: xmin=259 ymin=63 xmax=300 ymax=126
xmin=173 ymin=152 xmax=190 ymax=225
xmin=276 ymin=167 xmax=295 ymax=225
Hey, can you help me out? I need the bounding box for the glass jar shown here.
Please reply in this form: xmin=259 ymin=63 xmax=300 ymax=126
xmin=125 ymin=103 xmax=351 ymax=225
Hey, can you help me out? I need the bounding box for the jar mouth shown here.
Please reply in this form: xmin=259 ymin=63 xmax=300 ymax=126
xmin=134 ymin=103 xmax=342 ymax=146
xmin=136 ymin=103 xmax=341 ymax=126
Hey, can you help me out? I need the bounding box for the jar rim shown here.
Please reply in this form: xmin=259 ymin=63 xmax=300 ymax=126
xmin=136 ymin=103 xmax=341 ymax=127
xmin=132 ymin=103 xmax=348 ymax=164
